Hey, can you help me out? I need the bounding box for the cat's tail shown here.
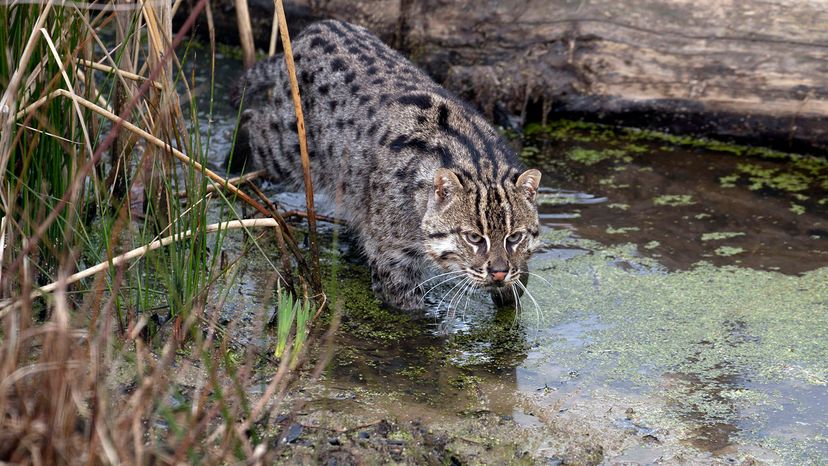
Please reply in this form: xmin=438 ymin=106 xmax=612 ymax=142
xmin=230 ymin=54 xmax=283 ymax=110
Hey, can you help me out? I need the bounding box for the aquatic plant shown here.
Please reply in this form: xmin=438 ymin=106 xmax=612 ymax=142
xmin=273 ymin=291 xmax=311 ymax=366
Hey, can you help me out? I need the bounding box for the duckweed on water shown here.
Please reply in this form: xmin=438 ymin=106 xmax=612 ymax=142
xmin=526 ymin=243 xmax=828 ymax=462
xmin=736 ymin=163 xmax=812 ymax=192
xmin=605 ymin=226 xmax=640 ymax=235
xmin=653 ymin=194 xmax=696 ymax=206
xmin=714 ymin=246 xmax=745 ymax=256
xmin=324 ymin=265 xmax=421 ymax=342
xmin=530 ymin=120 xmax=828 ymax=192
xmin=566 ymin=148 xmax=608 ymax=165
xmin=701 ymin=232 xmax=746 ymax=241
xmin=607 ymin=203 xmax=630 ymax=210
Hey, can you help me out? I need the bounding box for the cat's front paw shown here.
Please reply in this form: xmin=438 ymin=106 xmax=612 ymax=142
xmin=370 ymin=265 xmax=425 ymax=311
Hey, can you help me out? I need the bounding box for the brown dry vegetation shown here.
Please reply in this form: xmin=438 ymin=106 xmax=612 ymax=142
xmin=0 ymin=1 xmax=327 ymax=463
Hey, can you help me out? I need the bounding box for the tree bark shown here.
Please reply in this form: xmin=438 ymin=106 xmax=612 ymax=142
xmin=178 ymin=0 xmax=828 ymax=153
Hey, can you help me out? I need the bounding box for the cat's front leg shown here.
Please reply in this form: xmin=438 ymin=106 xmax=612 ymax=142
xmin=369 ymin=257 xmax=424 ymax=311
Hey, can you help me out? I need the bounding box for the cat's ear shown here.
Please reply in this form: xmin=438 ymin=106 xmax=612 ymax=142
xmin=516 ymin=169 xmax=541 ymax=202
xmin=433 ymin=168 xmax=462 ymax=202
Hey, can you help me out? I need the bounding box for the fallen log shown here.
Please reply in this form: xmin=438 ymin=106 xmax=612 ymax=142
xmin=179 ymin=0 xmax=828 ymax=154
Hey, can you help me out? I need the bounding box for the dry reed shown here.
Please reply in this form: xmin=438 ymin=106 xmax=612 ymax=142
xmin=0 ymin=0 xmax=333 ymax=463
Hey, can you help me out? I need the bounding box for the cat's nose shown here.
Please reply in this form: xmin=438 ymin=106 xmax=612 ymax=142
xmin=489 ymin=270 xmax=508 ymax=282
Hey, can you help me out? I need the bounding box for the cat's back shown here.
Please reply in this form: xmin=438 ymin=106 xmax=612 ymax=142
xmin=237 ymin=20 xmax=524 ymax=203
xmin=291 ymin=20 xmax=438 ymax=102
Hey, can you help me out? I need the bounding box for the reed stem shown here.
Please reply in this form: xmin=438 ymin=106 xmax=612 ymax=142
xmin=273 ymin=0 xmax=321 ymax=291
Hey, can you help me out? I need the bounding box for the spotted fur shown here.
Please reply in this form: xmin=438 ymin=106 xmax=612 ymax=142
xmin=234 ymin=20 xmax=541 ymax=310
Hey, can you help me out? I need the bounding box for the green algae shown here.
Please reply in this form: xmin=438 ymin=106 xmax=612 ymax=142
xmin=525 ymin=238 xmax=828 ymax=463
xmin=605 ymin=226 xmax=639 ymax=235
xmin=653 ymin=194 xmax=696 ymax=207
xmin=324 ymin=264 xmax=421 ymax=343
xmin=719 ymin=174 xmax=739 ymax=188
xmin=563 ymin=144 xmax=633 ymax=166
xmin=598 ymin=176 xmax=629 ymax=189
xmin=790 ymin=203 xmax=806 ymax=215
xmin=607 ymin=203 xmax=630 ymax=210
xmin=567 ymin=148 xmax=612 ymax=165
xmin=714 ymin=246 xmax=745 ymax=256
xmin=528 ymin=120 xmax=828 ymax=188
xmin=736 ymin=163 xmax=812 ymax=192
xmin=701 ymin=232 xmax=745 ymax=241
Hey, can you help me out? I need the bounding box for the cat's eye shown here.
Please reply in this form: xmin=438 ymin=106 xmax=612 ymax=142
xmin=464 ymin=232 xmax=484 ymax=245
xmin=506 ymin=232 xmax=524 ymax=245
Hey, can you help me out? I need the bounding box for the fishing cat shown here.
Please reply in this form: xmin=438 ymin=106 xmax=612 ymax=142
xmin=233 ymin=20 xmax=541 ymax=311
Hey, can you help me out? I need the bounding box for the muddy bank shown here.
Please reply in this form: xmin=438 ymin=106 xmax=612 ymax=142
xmin=179 ymin=0 xmax=828 ymax=154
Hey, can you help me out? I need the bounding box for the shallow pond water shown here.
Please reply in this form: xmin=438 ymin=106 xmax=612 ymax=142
xmin=182 ymin=50 xmax=827 ymax=463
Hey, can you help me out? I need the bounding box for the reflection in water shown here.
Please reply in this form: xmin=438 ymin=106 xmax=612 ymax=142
xmin=663 ymin=321 xmax=755 ymax=455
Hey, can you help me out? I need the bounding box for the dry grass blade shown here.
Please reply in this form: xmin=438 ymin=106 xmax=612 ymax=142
xmin=235 ymin=0 xmax=256 ymax=67
xmin=0 ymin=218 xmax=281 ymax=314
xmin=38 ymin=27 xmax=95 ymax=161
xmin=0 ymin=216 xmax=6 ymax=286
xmin=268 ymin=6 xmax=280 ymax=56
xmin=0 ymin=1 xmax=53 ymax=184
xmin=273 ymin=0 xmax=321 ymax=290
xmin=176 ymin=169 xmax=265 ymax=198
xmin=15 ymin=89 xmax=275 ymax=219
xmin=76 ymin=58 xmax=165 ymax=89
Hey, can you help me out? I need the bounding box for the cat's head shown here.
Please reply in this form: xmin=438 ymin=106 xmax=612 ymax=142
xmin=422 ymin=168 xmax=542 ymax=290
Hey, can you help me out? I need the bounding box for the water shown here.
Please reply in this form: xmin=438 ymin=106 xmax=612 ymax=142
xmin=192 ymin=50 xmax=827 ymax=463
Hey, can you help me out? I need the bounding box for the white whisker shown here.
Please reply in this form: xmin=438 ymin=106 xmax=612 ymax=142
xmin=420 ymin=272 xmax=466 ymax=303
xmin=415 ymin=270 xmax=466 ymax=290
xmin=461 ymin=281 xmax=475 ymax=321
xmin=435 ymin=277 xmax=469 ymax=314
xmin=450 ymin=279 xmax=473 ymax=315
xmin=515 ymin=279 xmax=542 ymax=328
xmin=525 ymin=271 xmax=553 ymax=288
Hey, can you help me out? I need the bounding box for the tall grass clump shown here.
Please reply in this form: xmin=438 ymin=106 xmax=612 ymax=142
xmin=0 ymin=0 xmax=328 ymax=463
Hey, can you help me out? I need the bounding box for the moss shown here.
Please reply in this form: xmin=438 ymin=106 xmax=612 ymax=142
xmin=605 ymin=226 xmax=639 ymax=235
xmin=397 ymin=365 xmax=428 ymax=379
xmin=653 ymin=194 xmax=696 ymax=207
xmin=714 ymin=246 xmax=745 ymax=256
xmin=567 ymin=148 xmax=608 ymax=165
xmin=525 ymin=242 xmax=827 ymax=463
xmin=324 ymin=264 xmax=421 ymax=342
xmin=701 ymin=232 xmax=745 ymax=241
xmin=607 ymin=203 xmax=630 ymax=210
xmin=529 ymin=120 xmax=828 ymax=181
xmin=790 ymin=203 xmax=806 ymax=215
